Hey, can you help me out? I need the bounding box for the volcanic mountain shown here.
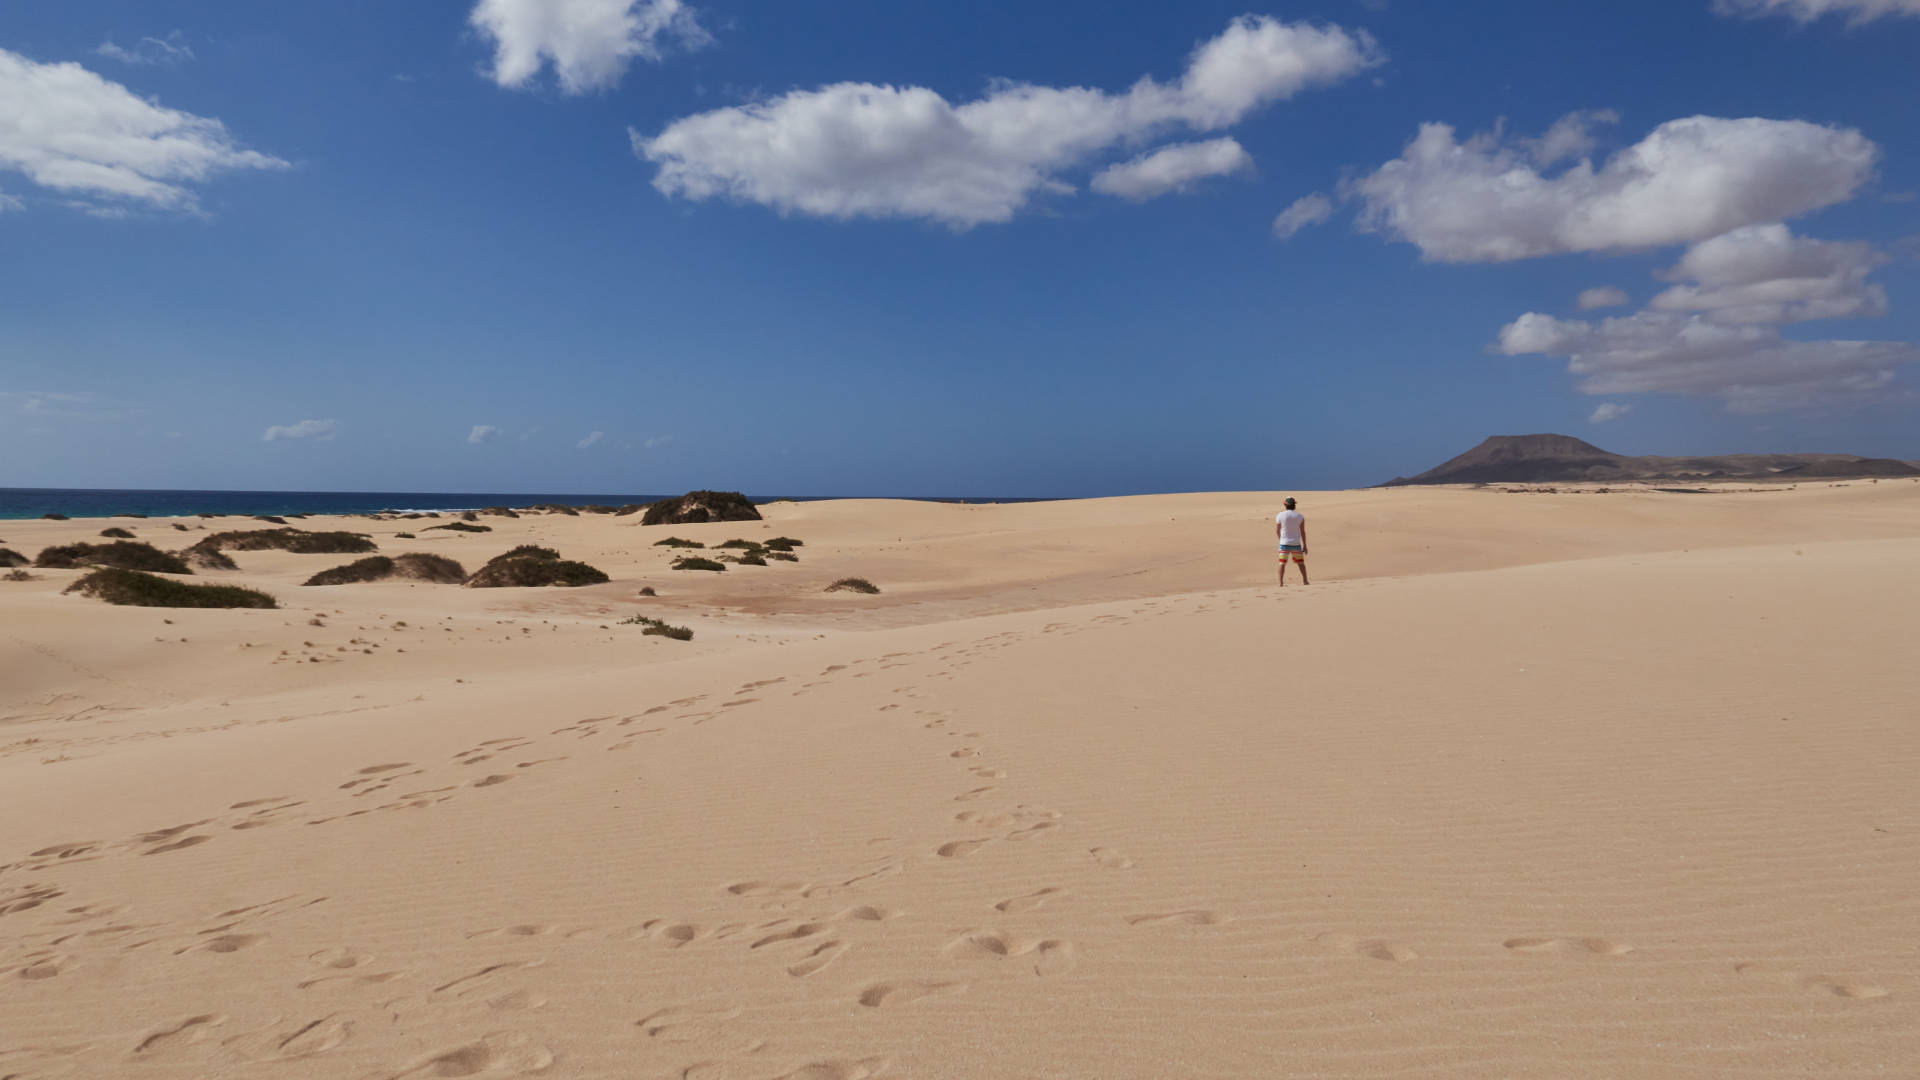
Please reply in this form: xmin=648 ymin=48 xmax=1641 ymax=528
xmin=1381 ymin=434 xmax=1920 ymax=486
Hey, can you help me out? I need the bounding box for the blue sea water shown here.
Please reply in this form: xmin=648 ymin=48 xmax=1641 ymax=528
xmin=0 ymin=488 xmax=1047 ymax=520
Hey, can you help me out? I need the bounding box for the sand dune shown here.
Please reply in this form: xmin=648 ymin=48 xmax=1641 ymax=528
xmin=2 ymin=482 xmax=1916 ymax=1078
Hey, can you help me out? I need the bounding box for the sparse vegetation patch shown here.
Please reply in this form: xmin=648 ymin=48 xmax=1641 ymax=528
xmin=180 ymin=548 xmax=239 ymax=571
xmin=304 ymin=556 xmax=396 ymax=586
xmin=764 ymin=537 xmax=804 ymax=551
xmin=302 ymin=553 xmax=467 ymax=586
xmin=641 ymin=491 xmax=761 ymax=526
xmin=66 ymin=568 xmax=276 ymax=609
xmin=99 ymin=527 xmax=135 ymax=539
xmin=653 ymin=537 xmax=704 ymax=548
xmin=767 ymin=551 xmax=799 ymax=562
xmin=36 ymin=541 xmax=192 ymax=575
xmin=618 ymin=614 xmax=693 ymax=641
xmin=826 ymin=577 xmax=880 ymax=594
xmin=0 ymin=548 xmax=27 ymax=568
xmin=466 ymin=547 xmax=608 ymax=588
xmin=425 ymin=522 xmax=492 ymax=533
xmin=42 ymin=513 xmax=69 ymax=520
xmin=4 ymin=569 xmax=33 ymax=582
xmin=190 ymin=529 xmax=377 ymax=555
xmin=672 ymin=556 xmax=726 ymax=572
xmin=715 ymin=539 xmax=762 ymax=550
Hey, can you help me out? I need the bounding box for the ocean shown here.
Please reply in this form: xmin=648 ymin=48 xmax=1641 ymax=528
xmin=0 ymin=488 xmax=1047 ymax=520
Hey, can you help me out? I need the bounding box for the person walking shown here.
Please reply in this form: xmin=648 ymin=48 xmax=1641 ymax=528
xmin=1276 ymin=497 xmax=1309 ymax=586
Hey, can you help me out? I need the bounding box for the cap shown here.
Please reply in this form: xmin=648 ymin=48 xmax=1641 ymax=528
xmin=1284 ymin=497 xmax=1296 ymax=508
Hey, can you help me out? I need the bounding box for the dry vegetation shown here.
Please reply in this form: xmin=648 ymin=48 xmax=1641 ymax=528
xmin=826 ymin=577 xmax=880 ymax=594
xmin=36 ymin=541 xmax=192 ymax=575
xmin=65 ymin=568 xmax=277 ymax=609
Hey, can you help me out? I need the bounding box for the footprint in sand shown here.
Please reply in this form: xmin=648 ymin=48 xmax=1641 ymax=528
xmin=936 ymin=839 xmax=989 ymax=859
xmin=1735 ymin=963 xmax=1888 ymax=999
xmin=995 ymin=887 xmax=1064 ymax=914
xmin=132 ymin=1014 xmax=225 ymax=1056
xmin=857 ymin=980 xmax=968 ymax=1008
xmin=223 ymin=1015 xmax=353 ymax=1060
xmin=750 ymin=923 xmax=830 ymax=949
xmin=1088 ymin=848 xmax=1134 ymax=870
xmin=727 ymin=881 xmax=809 ymax=898
xmin=786 ymin=940 xmax=850 ymax=978
xmin=1503 ymin=936 xmax=1632 ymax=957
xmin=1130 ymin=911 xmax=1230 ymax=929
xmin=954 ymin=787 xmax=996 ymax=802
xmin=637 ymin=1004 xmax=746 ymax=1042
xmin=946 ymin=930 xmax=1078 ymax=976
xmin=1317 ymin=932 xmax=1416 ymax=962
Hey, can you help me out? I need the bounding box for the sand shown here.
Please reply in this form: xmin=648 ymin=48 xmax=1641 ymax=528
xmin=2 ymin=481 xmax=1916 ymax=1078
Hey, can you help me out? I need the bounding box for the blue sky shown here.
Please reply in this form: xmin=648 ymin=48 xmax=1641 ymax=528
xmin=3 ymin=0 xmax=1917 ymax=496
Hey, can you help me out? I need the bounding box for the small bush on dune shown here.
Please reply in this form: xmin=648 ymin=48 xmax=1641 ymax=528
xmin=619 ymin=614 xmax=693 ymax=640
xmin=766 ymin=551 xmax=799 ymax=562
xmin=426 ymin=521 xmax=491 ymax=533
xmin=653 ymin=537 xmax=704 ymax=548
xmin=0 ymin=548 xmax=28 ymax=568
xmin=42 ymin=513 xmax=69 ymax=520
xmin=4 ymin=569 xmax=33 ymax=582
xmin=491 ymin=545 xmax=559 ymax=563
xmin=715 ymin=539 xmax=762 ymax=550
xmin=466 ymin=547 xmax=609 ymax=588
xmin=116 ymin=513 xmax=148 ymax=519
xmin=826 ymin=577 xmax=880 ymax=594
xmin=180 ymin=548 xmax=239 ymax=571
xmin=637 ymin=586 xmax=657 ymax=596
xmin=304 ymin=556 xmax=395 ymax=586
xmin=672 ymin=556 xmax=726 ymax=572
xmin=764 ymin=537 xmax=804 ymax=551
xmin=99 ymin=527 xmax=135 ymax=539
xmin=525 ymin=503 xmax=579 ymax=516
xmin=254 ymin=515 xmax=289 ymax=525
xmin=641 ymin=491 xmax=760 ymax=526
xmin=66 ymin=568 xmax=276 ymax=609
xmin=479 ymin=506 xmax=520 ymax=518
xmin=172 ymin=522 xmax=190 ymax=531
xmin=36 ymin=541 xmax=192 ymax=575
xmin=731 ymin=553 xmax=767 ymax=566
xmin=191 ymin=529 xmax=377 ymax=555
xmin=395 ymin=531 xmax=415 ymax=539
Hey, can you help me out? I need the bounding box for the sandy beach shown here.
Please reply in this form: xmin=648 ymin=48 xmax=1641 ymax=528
xmin=3 ymin=482 xmax=1917 ymax=1079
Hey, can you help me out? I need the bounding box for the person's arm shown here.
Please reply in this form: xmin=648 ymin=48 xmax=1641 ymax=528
xmin=1300 ymin=521 xmax=1308 ymax=555
xmin=1276 ymin=519 xmax=1283 ymax=544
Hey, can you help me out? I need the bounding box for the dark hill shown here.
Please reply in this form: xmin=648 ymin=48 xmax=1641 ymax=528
xmin=1383 ymin=434 xmax=1920 ymax=486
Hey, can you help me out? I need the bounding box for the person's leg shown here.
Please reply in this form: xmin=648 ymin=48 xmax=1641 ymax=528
xmin=1277 ymin=554 xmax=1288 ymax=585
xmin=1297 ymin=554 xmax=1309 ymax=585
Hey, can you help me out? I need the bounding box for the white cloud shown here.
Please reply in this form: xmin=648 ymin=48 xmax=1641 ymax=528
xmin=263 ymin=418 xmax=338 ymax=442
xmin=1713 ymin=0 xmax=1920 ymax=23
xmin=643 ymin=434 xmax=674 ymax=449
xmin=0 ymin=48 xmax=287 ymax=212
xmin=637 ymin=16 xmax=1381 ymax=228
xmin=0 ymin=190 xmax=20 ymax=213
xmin=1090 ymin=138 xmax=1252 ymax=201
xmin=468 ymin=424 xmax=502 ymax=444
xmin=1272 ymin=192 xmax=1334 ymax=239
xmin=576 ymin=430 xmax=604 ymax=449
xmin=1347 ymin=113 xmax=1878 ymax=262
xmin=1588 ymin=402 xmax=1632 ymax=423
xmin=1649 ymin=224 xmax=1887 ymax=325
xmin=1495 ymin=310 xmax=1916 ymax=412
xmin=470 ymin=0 xmax=708 ymax=94
xmin=1577 ymin=286 xmax=1630 ymax=310
xmin=95 ymin=31 xmax=194 ymax=67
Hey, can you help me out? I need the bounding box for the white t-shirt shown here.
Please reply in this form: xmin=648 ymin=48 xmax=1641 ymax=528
xmin=1276 ymin=509 xmax=1305 ymax=546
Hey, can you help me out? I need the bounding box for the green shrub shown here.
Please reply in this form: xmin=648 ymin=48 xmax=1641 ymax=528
xmin=490 ymin=545 xmax=560 ymax=563
xmin=764 ymin=537 xmax=804 ymax=551
xmin=672 ymin=556 xmax=726 ymax=572
xmin=0 ymin=548 xmax=27 ymax=568
xmin=181 ymin=548 xmax=240 ymax=571
xmin=715 ymin=539 xmax=762 ymax=550
xmin=618 ymin=614 xmax=693 ymax=640
xmin=640 ymin=491 xmax=760 ymax=526
xmin=653 ymin=537 xmax=704 ymax=548
xmin=766 ymin=551 xmax=799 ymax=562
xmin=733 ymin=553 xmax=767 ymax=566
xmin=99 ymin=527 xmax=135 ymax=539
xmin=426 ymin=521 xmax=491 ymax=533
xmin=826 ymin=577 xmax=880 ymax=594
xmin=304 ymin=556 xmax=395 ymax=586
xmin=36 ymin=541 xmax=191 ymax=574
xmin=304 ymin=553 xmax=466 ymax=586
xmin=466 ymin=551 xmax=609 ymax=588
xmin=191 ymin=529 xmax=377 ymax=555
xmin=66 ymin=568 xmax=276 ymax=608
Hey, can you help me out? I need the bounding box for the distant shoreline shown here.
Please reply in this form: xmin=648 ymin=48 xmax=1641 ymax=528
xmin=0 ymin=487 xmax=1060 ymax=521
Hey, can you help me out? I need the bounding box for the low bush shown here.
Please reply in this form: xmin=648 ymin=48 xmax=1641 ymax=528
xmin=524 ymin=503 xmax=579 ymax=516
xmin=42 ymin=513 xmax=69 ymax=520
xmin=425 ymin=522 xmax=491 ymax=533
xmin=304 ymin=556 xmax=395 ymax=586
xmin=191 ymin=529 xmax=377 ymax=555
xmin=479 ymin=506 xmax=520 ymax=518
xmin=395 ymin=531 xmax=415 ymax=538
xmin=100 ymin=527 xmax=135 ymax=538
xmin=733 ymin=553 xmax=767 ymax=566
xmin=37 ymin=541 xmax=192 ymax=574
xmin=672 ymin=556 xmax=726 ymax=572
xmin=171 ymin=522 xmax=190 ymax=531
xmin=715 ymin=539 xmax=762 ymax=550
xmin=641 ymin=491 xmax=760 ymax=526
xmin=466 ymin=548 xmax=609 ymax=588
xmin=66 ymin=568 xmax=276 ymax=608
xmin=4 ymin=569 xmax=32 ymax=582
xmin=619 ymin=614 xmax=693 ymax=640
xmin=653 ymin=537 xmax=704 ymax=548
xmin=116 ymin=513 xmax=148 ymax=519
xmin=254 ymin=515 xmax=289 ymax=525
xmin=181 ymin=548 xmax=240 ymax=571
xmin=826 ymin=577 xmax=880 ymax=594
xmin=764 ymin=537 xmax=804 ymax=551
xmin=766 ymin=551 xmax=799 ymax=562
xmin=637 ymin=586 xmax=657 ymax=596
xmin=0 ymin=548 xmax=28 ymax=568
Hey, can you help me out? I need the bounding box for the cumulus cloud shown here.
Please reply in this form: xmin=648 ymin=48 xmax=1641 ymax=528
xmin=637 ymin=16 xmax=1381 ymax=227
xmin=470 ymin=0 xmax=708 ymax=94
xmin=95 ymin=31 xmax=194 ymax=67
xmin=1091 ymin=138 xmax=1252 ymax=200
xmin=0 ymin=48 xmax=287 ymax=212
xmin=1588 ymin=402 xmax=1632 ymax=423
xmin=1272 ymin=192 xmax=1334 ymax=239
xmin=1649 ymin=224 xmax=1887 ymax=325
xmin=263 ymin=419 xmax=338 ymax=442
xmin=1713 ymin=0 xmax=1920 ymax=22
xmin=468 ymin=424 xmax=502 ymax=444
xmin=576 ymin=430 xmax=604 ymax=449
xmin=1577 ymin=286 xmax=1630 ymax=310
xmin=1347 ymin=113 xmax=1878 ymax=262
